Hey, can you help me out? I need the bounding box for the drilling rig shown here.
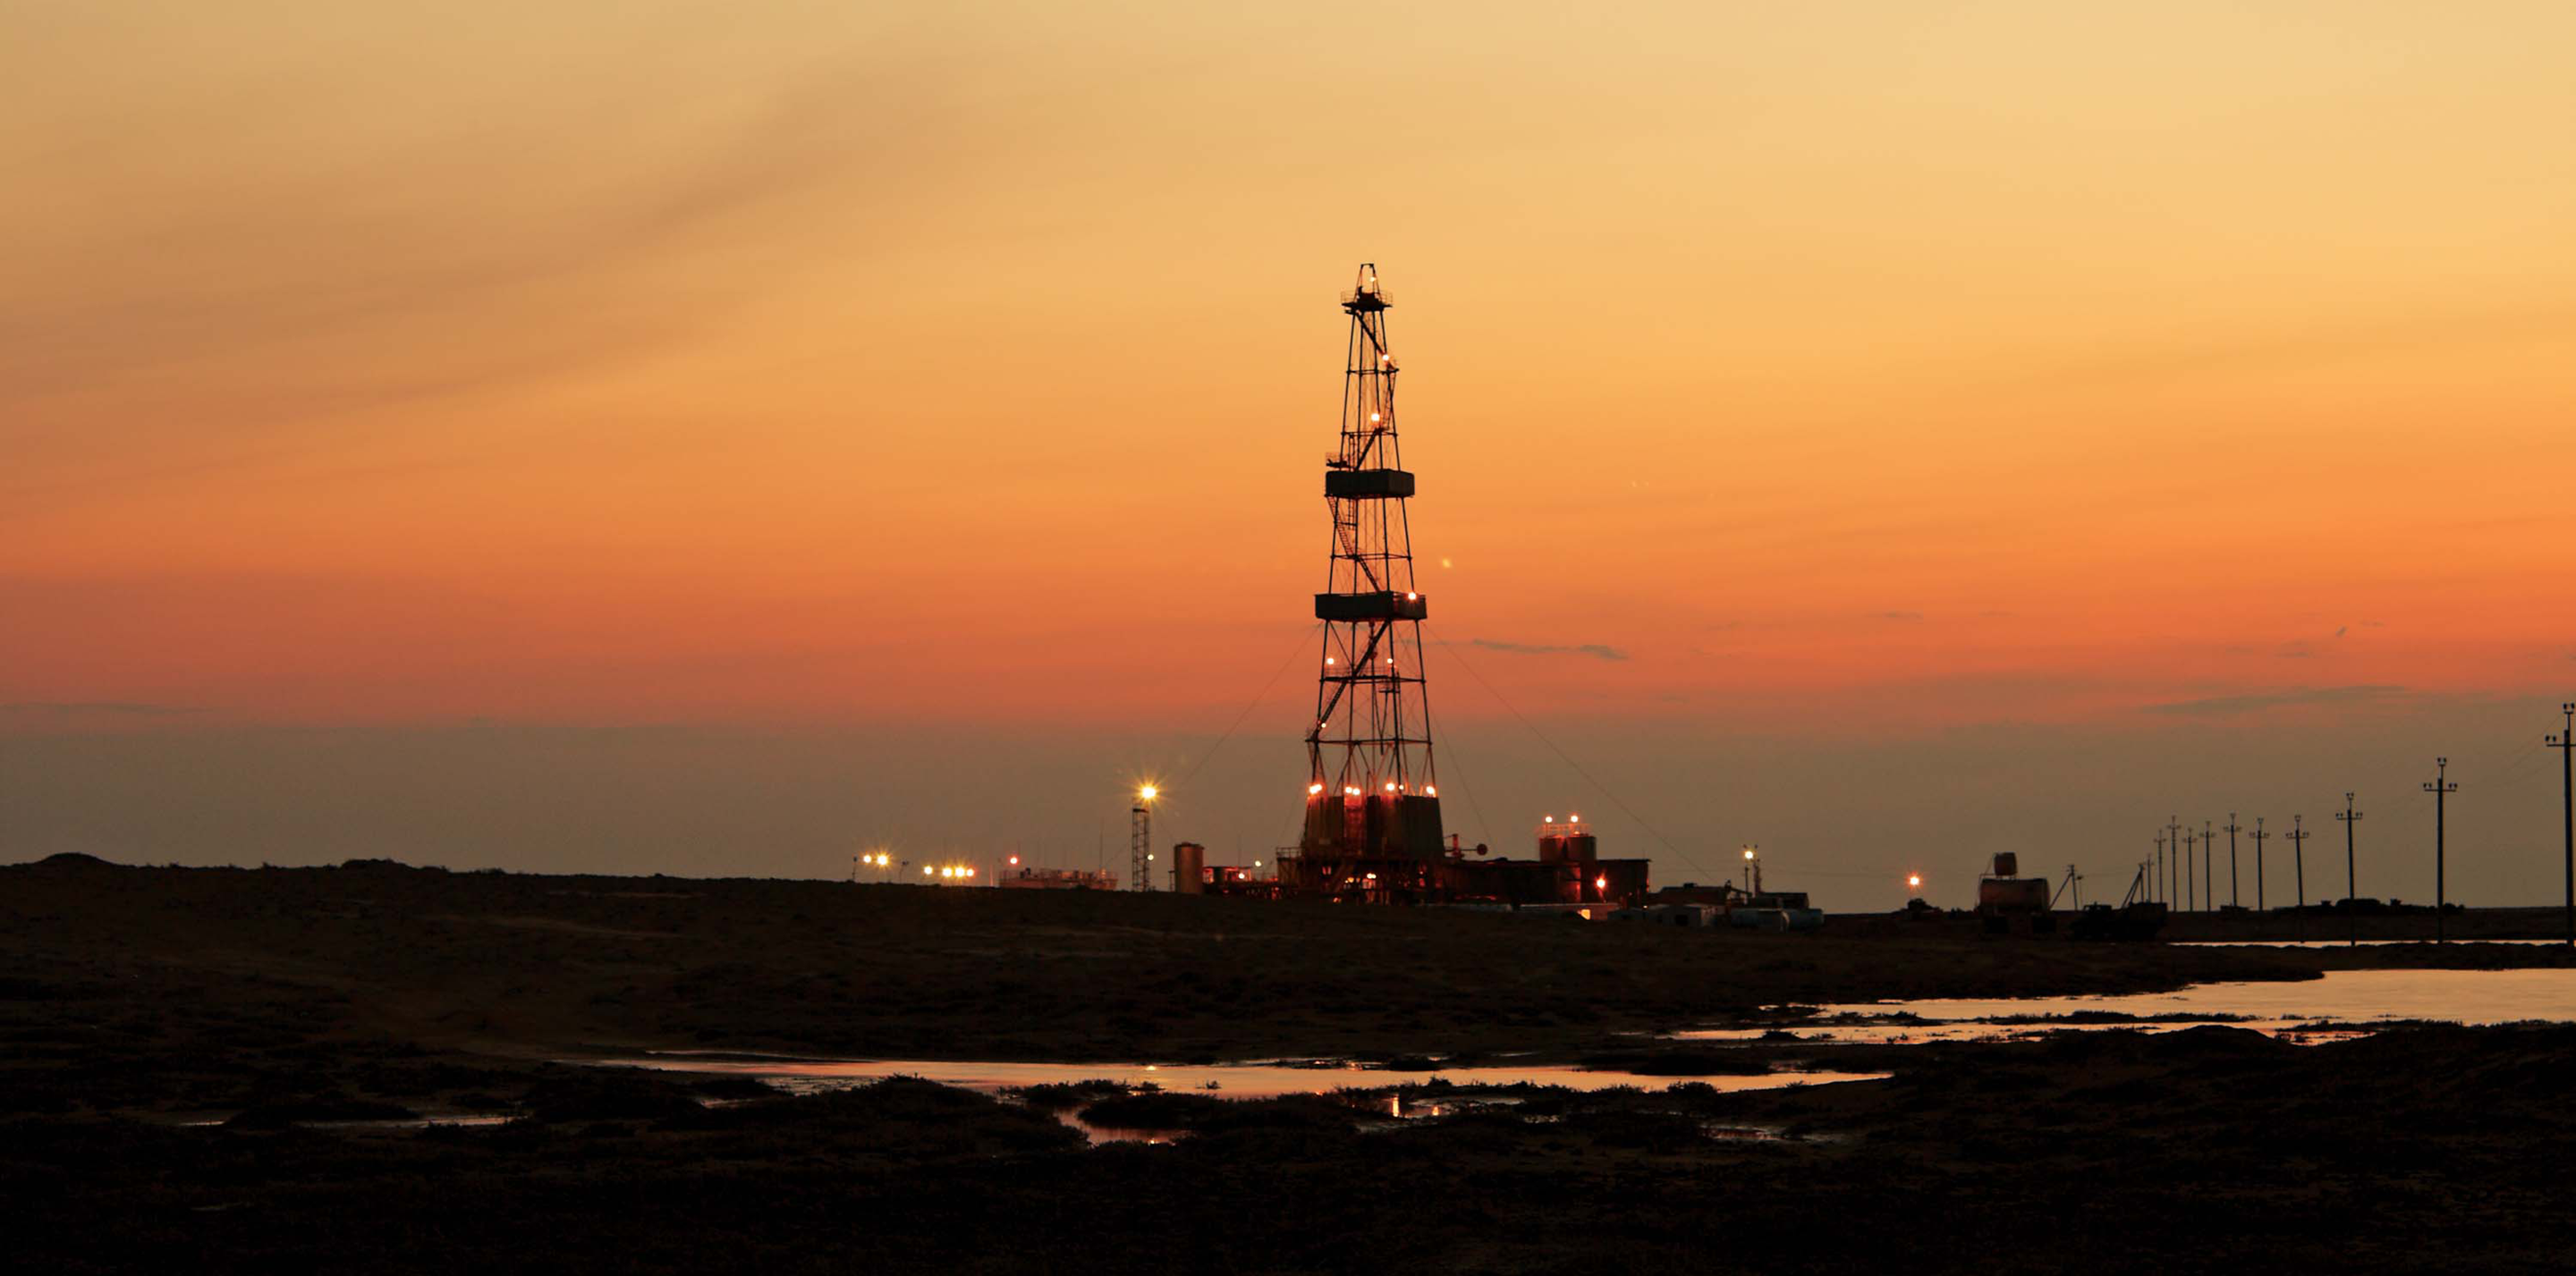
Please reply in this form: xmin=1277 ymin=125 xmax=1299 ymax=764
xmin=1278 ymin=265 xmax=1445 ymax=902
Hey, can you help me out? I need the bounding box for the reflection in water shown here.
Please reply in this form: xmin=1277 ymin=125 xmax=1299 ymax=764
xmin=1050 ymin=1111 xmax=1183 ymax=1145
xmin=603 ymin=1056 xmax=1886 ymax=1146
xmin=1679 ymin=968 xmax=2576 ymax=1046
xmin=622 ymin=1055 xmax=1885 ymax=1100
xmin=2180 ymin=939 xmax=2565 ymax=948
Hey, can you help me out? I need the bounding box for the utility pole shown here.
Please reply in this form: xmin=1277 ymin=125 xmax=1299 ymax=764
xmin=2182 ymin=829 xmax=2199 ymax=912
xmin=2287 ymin=815 xmax=2310 ymax=939
xmin=2202 ymin=819 xmax=2216 ymax=914
xmin=2154 ymin=832 xmax=2168 ymax=905
xmin=2551 ymin=704 xmax=2575 ymax=949
xmin=2050 ymin=864 xmax=2083 ymax=910
xmin=2165 ymin=815 xmax=2182 ymax=908
xmin=2224 ymin=814 xmax=2242 ymax=908
xmin=2337 ymin=793 xmax=2363 ymax=947
xmin=2422 ymin=758 xmax=2457 ymax=943
xmin=2249 ymin=817 xmax=2269 ymax=912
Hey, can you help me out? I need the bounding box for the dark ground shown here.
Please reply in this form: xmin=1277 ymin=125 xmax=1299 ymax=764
xmin=9 ymin=856 xmax=2575 ymax=1273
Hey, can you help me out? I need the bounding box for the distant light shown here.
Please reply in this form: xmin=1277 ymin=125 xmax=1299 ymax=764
xmin=1309 ymin=782 xmax=1325 ymax=795
xmin=1595 ymin=875 xmax=1607 ymax=891
xmin=1543 ymin=815 xmax=1554 ymax=824
xmin=1425 ymin=785 xmax=1437 ymax=797
xmin=1325 ymin=656 xmax=1336 ymax=665
xmin=1907 ymin=874 xmax=1922 ymax=890
xmin=1147 ymin=853 xmax=1155 ymax=860
xmin=1369 ymin=413 xmax=1381 ymax=423
xmin=1744 ymin=849 xmax=1757 ymax=861
xmin=1008 ymin=855 xmax=1020 ymax=866
xmin=964 ymin=867 xmax=976 ymax=878
xmin=1254 ymin=859 xmax=1263 ymax=867
xmin=1385 ymin=782 xmax=1397 ymax=791
xmin=1405 ymin=592 xmax=1418 ymax=600
xmin=1570 ymin=813 xmax=1580 ymax=822
xmin=1139 ymin=784 xmax=1158 ymax=801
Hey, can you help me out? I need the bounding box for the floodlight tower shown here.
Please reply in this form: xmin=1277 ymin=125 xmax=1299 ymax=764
xmin=1131 ymin=785 xmax=1157 ymax=892
xmin=1292 ymin=264 xmax=1444 ymax=899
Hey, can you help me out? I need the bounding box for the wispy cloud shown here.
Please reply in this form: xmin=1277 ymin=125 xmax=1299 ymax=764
xmin=1880 ymin=611 xmax=1925 ymax=622
xmin=2145 ymin=686 xmax=2403 ymax=717
xmin=1 ymin=701 xmax=204 ymax=715
xmin=1467 ymin=638 xmax=1629 ymax=662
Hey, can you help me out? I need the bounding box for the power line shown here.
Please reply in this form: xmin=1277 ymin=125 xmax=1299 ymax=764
xmin=1172 ymin=622 xmax=1322 ymax=795
xmin=1429 ymin=622 xmax=1716 ymax=883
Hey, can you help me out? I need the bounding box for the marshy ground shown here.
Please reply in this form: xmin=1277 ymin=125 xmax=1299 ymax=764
xmin=9 ymin=856 xmax=2574 ymax=1272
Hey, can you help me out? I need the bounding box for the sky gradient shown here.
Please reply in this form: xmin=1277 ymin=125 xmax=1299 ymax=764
xmin=6 ymin=3 xmax=2574 ymax=905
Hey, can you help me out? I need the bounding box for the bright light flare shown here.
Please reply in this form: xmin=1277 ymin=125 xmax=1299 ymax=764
xmin=1138 ymin=783 xmax=1158 ymax=801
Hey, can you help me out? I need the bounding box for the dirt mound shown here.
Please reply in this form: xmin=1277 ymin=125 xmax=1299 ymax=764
xmin=24 ymin=852 xmax=119 ymax=870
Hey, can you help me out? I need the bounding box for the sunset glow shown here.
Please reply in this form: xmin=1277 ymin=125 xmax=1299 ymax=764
xmin=6 ymin=4 xmax=2573 ymax=900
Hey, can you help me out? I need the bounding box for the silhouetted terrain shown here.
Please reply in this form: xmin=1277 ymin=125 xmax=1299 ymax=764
xmin=10 ymin=858 xmax=2574 ymax=1272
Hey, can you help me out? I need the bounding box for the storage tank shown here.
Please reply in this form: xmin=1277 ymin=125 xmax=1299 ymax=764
xmin=1977 ymin=876 xmax=2051 ymax=913
xmin=1170 ymin=842 xmax=1207 ymax=894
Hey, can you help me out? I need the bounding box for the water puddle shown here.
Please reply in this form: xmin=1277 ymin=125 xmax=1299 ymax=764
xmin=620 ymin=1054 xmax=1885 ymax=1100
xmin=2179 ymin=938 xmax=2568 ymax=947
xmin=172 ymin=1112 xmax=515 ymax=1130
xmin=1050 ymin=1111 xmax=1186 ymax=1145
xmin=1682 ymin=968 xmax=2576 ymax=1046
xmin=609 ymin=1054 xmax=1888 ymax=1145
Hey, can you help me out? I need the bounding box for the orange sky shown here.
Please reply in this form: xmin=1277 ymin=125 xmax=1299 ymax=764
xmin=5 ymin=3 xmax=2573 ymax=899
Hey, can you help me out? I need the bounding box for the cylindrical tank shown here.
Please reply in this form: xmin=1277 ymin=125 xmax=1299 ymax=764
xmin=1170 ymin=842 xmax=1206 ymax=894
xmin=1977 ymin=877 xmax=2050 ymax=913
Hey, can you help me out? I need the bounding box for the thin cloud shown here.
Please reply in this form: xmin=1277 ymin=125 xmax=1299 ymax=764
xmin=1467 ymin=638 xmax=1629 ymax=662
xmin=2145 ymin=686 xmax=2404 ymax=717
xmin=1880 ymin=611 xmax=1925 ymax=622
xmin=0 ymin=701 xmax=204 ymax=715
